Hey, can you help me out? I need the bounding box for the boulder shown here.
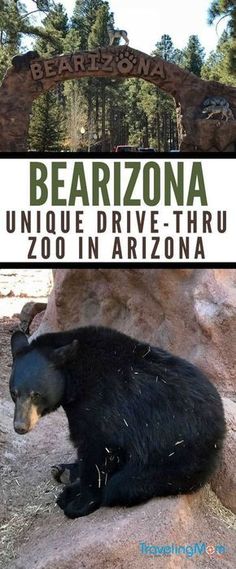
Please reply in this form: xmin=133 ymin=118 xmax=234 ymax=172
xmin=20 ymin=301 xmax=47 ymax=333
xmin=211 ymin=398 xmax=236 ymax=514
xmin=9 ymin=486 xmax=236 ymax=569
xmin=35 ymin=268 xmax=236 ymax=396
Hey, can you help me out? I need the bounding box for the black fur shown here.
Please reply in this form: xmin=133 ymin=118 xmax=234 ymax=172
xmin=10 ymin=326 xmax=226 ymax=519
xmin=11 ymin=51 xmax=39 ymax=72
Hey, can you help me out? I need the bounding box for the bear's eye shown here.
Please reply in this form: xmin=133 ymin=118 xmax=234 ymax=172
xmin=31 ymin=392 xmax=41 ymax=403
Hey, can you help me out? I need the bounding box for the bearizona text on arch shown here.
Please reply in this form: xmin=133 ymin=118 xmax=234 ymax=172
xmin=0 ymin=45 xmax=236 ymax=152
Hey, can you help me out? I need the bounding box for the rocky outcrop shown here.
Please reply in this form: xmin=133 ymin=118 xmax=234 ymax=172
xmin=0 ymin=47 xmax=236 ymax=151
xmin=8 ymin=485 xmax=236 ymax=569
xmin=211 ymin=398 xmax=236 ymax=514
xmin=19 ymin=301 xmax=47 ymax=333
xmin=36 ymin=268 xmax=236 ymax=397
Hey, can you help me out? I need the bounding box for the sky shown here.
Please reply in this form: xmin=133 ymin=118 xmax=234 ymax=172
xmin=24 ymin=0 xmax=227 ymax=55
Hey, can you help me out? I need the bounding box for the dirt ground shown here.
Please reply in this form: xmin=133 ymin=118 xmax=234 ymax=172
xmin=0 ymin=314 xmax=75 ymax=568
xmin=0 ymin=270 xmax=236 ymax=569
xmin=0 ymin=270 xmax=72 ymax=568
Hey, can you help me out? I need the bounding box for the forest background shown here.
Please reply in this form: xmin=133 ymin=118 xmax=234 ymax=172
xmin=0 ymin=0 xmax=235 ymax=151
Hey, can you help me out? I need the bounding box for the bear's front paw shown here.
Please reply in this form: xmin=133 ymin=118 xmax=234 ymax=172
xmin=57 ymin=480 xmax=81 ymax=510
xmin=64 ymin=494 xmax=101 ymax=519
xmin=51 ymin=462 xmax=80 ymax=484
xmin=51 ymin=464 xmax=67 ymax=483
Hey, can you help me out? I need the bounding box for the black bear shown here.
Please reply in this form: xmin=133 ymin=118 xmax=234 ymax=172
xmin=9 ymin=326 xmax=225 ymax=519
xmin=11 ymin=51 xmax=39 ymax=72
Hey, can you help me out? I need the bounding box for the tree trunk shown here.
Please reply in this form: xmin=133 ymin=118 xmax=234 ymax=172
xmin=101 ymin=81 xmax=106 ymax=152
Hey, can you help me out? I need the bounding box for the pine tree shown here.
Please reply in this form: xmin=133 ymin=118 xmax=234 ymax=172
xmin=208 ymin=0 xmax=236 ymax=34
xmin=150 ymin=35 xmax=181 ymax=150
xmin=88 ymin=3 xmax=109 ymax=48
xmin=208 ymin=1 xmax=235 ymax=74
xmin=87 ymin=4 xmax=110 ymax=150
xmin=64 ymin=80 xmax=87 ymax=150
xmin=35 ymin=3 xmax=69 ymax=56
xmin=182 ymin=35 xmax=205 ymax=76
xmin=201 ymin=32 xmax=236 ymax=85
xmin=0 ymin=1 xmax=24 ymax=80
xmin=125 ymin=79 xmax=145 ymax=146
xmin=72 ymin=0 xmax=107 ymax=49
xmin=28 ymin=91 xmax=65 ymax=151
xmin=28 ymin=4 xmax=70 ymax=150
xmin=154 ymin=34 xmax=177 ymax=62
xmin=0 ymin=1 xmax=22 ymax=50
xmin=0 ymin=1 xmax=65 ymax=82
xmin=66 ymin=0 xmax=113 ymax=151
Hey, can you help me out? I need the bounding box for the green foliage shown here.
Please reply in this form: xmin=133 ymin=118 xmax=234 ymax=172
xmin=0 ymin=47 xmax=12 ymax=82
xmin=0 ymin=1 xmax=25 ymax=50
xmin=0 ymin=0 xmax=65 ymax=82
xmin=182 ymin=35 xmax=205 ymax=76
xmin=208 ymin=0 xmax=236 ymax=74
xmin=201 ymin=34 xmax=236 ymax=85
xmin=88 ymin=3 xmax=110 ymax=48
xmin=125 ymin=78 xmax=178 ymax=151
xmin=154 ymin=34 xmax=175 ymax=60
xmin=34 ymin=0 xmax=54 ymax=11
xmin=154 ymin=34 xmax=183 ymax=64
xmin=63 ymin=28 xmax=81 ymax=52
xmin=28 ymin=91 xmax=65 ymax=151
xmin=28 ymin=3 xmax=69 ymax=149
xmin=66 ymin=0 xmax=114 ymax=150
xmin=63 ymin=80 xmax=87 ymax=150
xmin=208 ymin=0 xmax=236 ymax=30
xmin=35 ymin=3 xmax=69 ymax=55
xmin=0 ymin=1 xmax=24 ymax=81
xmin=73 ymin=0 xmax=106 ymax=22
xmin=72 ymin=0 xmax=108 ymax=49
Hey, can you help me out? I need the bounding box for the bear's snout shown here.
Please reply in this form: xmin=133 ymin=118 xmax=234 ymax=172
xmin=13 ymin=397 xmax=41 ymax=434
xmin=14 ymin=421 xmax=29 ymax=435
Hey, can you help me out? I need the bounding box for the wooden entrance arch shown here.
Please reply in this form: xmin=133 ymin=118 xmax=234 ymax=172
xmin=0 ymin=46 xmax=236 ymax=152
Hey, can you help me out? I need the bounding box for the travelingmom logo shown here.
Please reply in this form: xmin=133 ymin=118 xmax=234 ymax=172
xmin=139 ymin=541 xmax=226 ymax=558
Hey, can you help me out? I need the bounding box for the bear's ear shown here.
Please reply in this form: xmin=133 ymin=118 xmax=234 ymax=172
xmin=11 ymin=330 xmax=29 ymax=357
xmin=51 ymin=339 xmax=78 ymax=366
